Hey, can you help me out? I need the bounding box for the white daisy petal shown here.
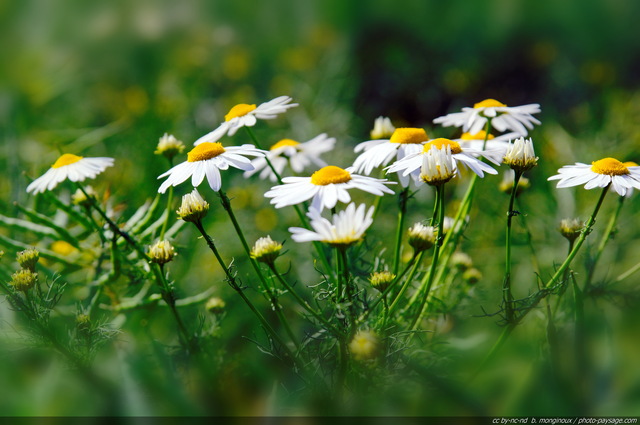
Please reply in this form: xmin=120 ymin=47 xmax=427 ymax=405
xmin=26 ymin=154 xmax=114 ymax=195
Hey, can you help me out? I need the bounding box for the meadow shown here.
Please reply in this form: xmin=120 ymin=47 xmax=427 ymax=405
xmin=1 ymin=0 xmax=640 ymax=417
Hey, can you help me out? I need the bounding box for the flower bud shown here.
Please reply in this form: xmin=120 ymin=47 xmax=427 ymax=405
xmin=503 ymin=137 xmax=538 ymax=172
xmin=463 ymin=268 xmax=482 ymax=285
xmin=369 ymin=271 xmax=395 ymax=293
xmin=148 ymin=240 xmax=177 ymax=265
xmin=176 ymin=189 xmax=209 ymax=222
xmin=349 ymin=330 xmax=379 ymax=361
xmin=559 ymin=218 xmax=583 ymax=242
xmin=71 ymin=186 xmax=97 ymax=207
xmin=451 ymin=252 xmax=473 ymax=271
xmin=250 ymin=236 xmax=283 ymax=265
xmin=17 ymin=247 xmax=39 ymax=271
xmin=10 ymin=269 xmax=38 ymax=292
xmin=206 ymin=297 xmax=226 ymax=315
xmin=370 ymin=116 xmax=396 ymax=140
xmin=407 ymin=223 xmax=437 ymax=253
xmin=154 ymin=133 xmax=185 ymax=161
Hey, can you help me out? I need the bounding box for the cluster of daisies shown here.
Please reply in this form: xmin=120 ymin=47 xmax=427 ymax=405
xmin=26 ymin=96 xmax=640 ymax=248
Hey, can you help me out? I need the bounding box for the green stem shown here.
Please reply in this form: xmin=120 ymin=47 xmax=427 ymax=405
xmin=338 ymin=247 xmax=357 ymax=334
xmin=159 ymin=186 xmax=174 ymax=240
xmin=77 ymin=183 xmax=190 ymax=345
xmin=504 ymin=170 xmax=523 ymax=323
xmin=393 ymin=188 xmax=410 ymax=275
xmin=585 ymin=195 xmax=624 ymax=288
xmin=388 ymin=250 xmax=424 ymax=315
xmin=217 ymin=190 xmax=300 ymax=346
xmin=410 ymin=184 xmax=445 ymax=330
xmin=193 ymin=220 xmax=300 ymax=366
xmin=475 ymin=185 xmax=611 ymax=377
xmin=268 ymin=263 xmax=344 ymax=338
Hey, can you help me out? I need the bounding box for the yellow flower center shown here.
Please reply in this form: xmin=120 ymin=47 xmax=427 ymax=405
xmin=460 ymin=130 xmax=495 ymax=141
xmin=389 ymin=128 xmax=429 ymax=144
xmin=187 ymin=142 xmax=226 ymax=162
xmin=224 ymin=103 xmax=257 ymax=121
xmin=423 ymin=138 xmax=463 ymax=154
xmin=310 ymin=166 xmax=352 ymax=185
xmin=52 ymin=154 xmax=83 ymax=168
xmin=623 ymin=161 xmax=638 ymax=167
xmin=474 ymin=99 xmax=507 ymax=108
xmin=270 ymin=139 xmax=300 ymax=150
xmin=590 ymin=158 xmax=629 ymax=176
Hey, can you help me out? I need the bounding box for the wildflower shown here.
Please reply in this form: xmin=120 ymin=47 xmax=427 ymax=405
xmin=10 ymin=269 xmax=38 ymax=292
xmin=51 ymin=241 xmax=76 ymax=256
xmin=463 ymin=268 xmax=482 ymax=284
xmin=250 ymin=236 xmax=283 ymax=265
xmin=407 ymin=222 xmax=436 ymax=252
xmin=289 ymin=203 xmax=374 ymax=247
xmin=206 ymin=297 xmax=226 ymax=315
xmin=353 ymin=128 xmax=429 ymax=186
xmin=387 ymin=138 xmax=497 ymax=185
xmin=451 ymin=252 xmax=473 ymax=271
xmin=176 ymin=189 xmax=209 ymax=222
xmin=154 ymin=133 xmax=185 ymax=161
xmin=148 ymin=240 xmax=177 ymax=265
xmin=158 ymin=142 xmax=264 ymax=193
xmin=503 ymin=137 xmax=538 ymax=172
xmin=559 ymin=218 xmax=583 ymax=242
xmin=71 ymin=186 xmax=97 ymax=207
xmin=349 ymin=330 xmax=379 ymax=360
xmin=194 ymin=96 xmax=298 ymax=145
xmin=369 ymin=271 xmax=395 ymax=293
xmin=244 ymin=133 xmax=336 ymax=182
xmin=499 ymin=170 xmax=531 ymax=195
xmin=548 ymin=157 xmax=640 ymax=196
xmin=265 ymin=165 xmax=394 ymax=211
xmin=26 ymin=154 xmax=114 ymax=194
xmin=442 ymin=216 xmax=457 ymax=234
xmin=17 ymin=248 xmax=39 ymax=272
xmin=433 ymin=99 xmax=541 ymax=136
xmin=370 ymin=116 xmax=396 ymax=140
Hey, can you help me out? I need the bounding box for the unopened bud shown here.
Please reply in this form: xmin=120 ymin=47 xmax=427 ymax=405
xmin=250 ymin=236 xmax=283 ymax=265
xmin=176 ymin=189 xmax=209 ymax=222
xmin=148 ymin=240 xmax=177 ymax=265
xmin=10 ymin=269 xmax=38 ymax=292
xmin=369 ymin=271 xmax=395 ymax=293
xmin=17 ymin=247 xmax=39 ymax=271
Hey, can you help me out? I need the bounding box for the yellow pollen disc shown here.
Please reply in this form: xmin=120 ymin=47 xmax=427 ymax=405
xmin=270 ymin=139 xmax=300 ymax=150
xmin=390 ymin=128 xmax=429 ymax=144
xmin=474 ymin=99 xmax=507 ymax=108
xmin=52 ymin=153 xmax=83 ymax=168
xmin=623 ymin=161 xmax=638 ymax=167
xmin=225 ymin=103 xmax=257 ymax=121
xmin=187 ymin=142 xmax=226 ymax=162
xmin=460 ymin=130 xmax=495 ymax=141
xmin=310 ymin=166 xmax=352 ymax=185
xmin=423 ymin=138 xmax=463 ymax=154
xmin=591 ymin=158 xmax=629 ymax=176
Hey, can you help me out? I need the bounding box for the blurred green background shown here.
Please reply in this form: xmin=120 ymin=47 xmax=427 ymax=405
xmin=1 ymin=0 xmax=640 ymax=417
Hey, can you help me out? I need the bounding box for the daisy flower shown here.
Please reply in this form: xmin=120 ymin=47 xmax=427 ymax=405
xmin=433 ymin=99 xmax=541 ymax=136
xmin=548 ymin=157 xmax=640 ymax=196
xmin=194 ymin=96 xmax=298 ymax=145
xmin=158 ymin=142 xmax=264 ymax=193
xmin=244 ymin=133 xmax=336 ymax=182
xmin=420 ymin=145 xmax=458 ymax=186
xmin=26 ymin=154 xmax=114 ymax=194
xmin=353 ymin=128 xmax=429 ymax=186
xmin=386 ymin=138 xmax=497 ymax=183
xmin=289 ymin=203 xmax=374 ymax=247
xmin=264 ymin=165 xmax=395 ymax=211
